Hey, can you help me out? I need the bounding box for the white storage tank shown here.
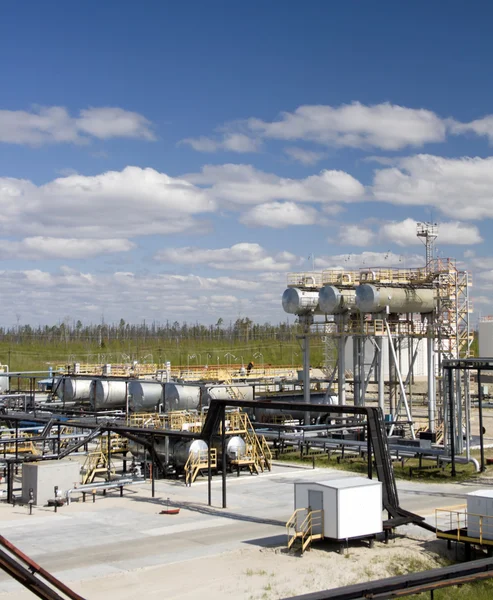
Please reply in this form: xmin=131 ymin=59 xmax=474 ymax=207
xmin=56 ymin=378 xmax=93 ymax=402
xmin=204 ymin=385 xmax=253 ymax=402
xmin=213 ymin=436 xmax=246 ymax=462
xmin=294 ymin=477 xmax=382 ymax=540
xmin=282 ymin=288 xmax=320 ymax=315
xmin=319 ymin=286 xmax=356 ymax=314
xmin=128 ymin=380 xmax=163 ymax=412
xmin=91 ymin=379 xmax=127 ymax=410
xmin=467 ymin=490 xmax=493 ymax=540
xmin=164 ymin=383 xmax=202 ymax=412
xmin=356 ymin=285 xmax=435 ymax=314
xmin=171 ymin=439 xmax=208 ymax=468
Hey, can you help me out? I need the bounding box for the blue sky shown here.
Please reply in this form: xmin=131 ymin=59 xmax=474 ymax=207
xmin=1 ymin=1 xmax=493 ymax=325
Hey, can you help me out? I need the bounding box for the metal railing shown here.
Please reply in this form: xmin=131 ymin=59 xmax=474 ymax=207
xmin=435 ymin=506 xmax=493 ymax=545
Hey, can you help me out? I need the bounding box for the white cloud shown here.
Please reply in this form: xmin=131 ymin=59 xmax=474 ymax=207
xmin=186 ymin=164 xmax=364 ymax=206
xmin=379 ymin=218 xmax=483 ymax=246
xmin=0 ymin=106 xmax=154 ymax=145
xmin=181 ymin=132 xmax=260 ymax=153
xmin=247 ymin=102 xmax=447 ymax=150
xmin=449 ymin=115 xmax=493 ymax=143
xmin=314 ymin=251 xmax=423 ymax=269
xmin=76 ymin=107 xmax=155 ymax=140
xmin=0 ymin=167 xmax=215 ymax=238
xmin=372 ymin=155 xmax=493 ymax=219
xmin=240 ymin=202 xmax=319 ymax=228
xmin=338 ymin=224 xmax=375 ymax=246
xmin=0 ymin=266 xmax=287 ymax=325
xmin=0 ymin=237 xmax=134 ymax=260
xmin=284 ymin=147 xmax=325 ymax=165
xmin=154 ymin=242 xmax=300 ymax=271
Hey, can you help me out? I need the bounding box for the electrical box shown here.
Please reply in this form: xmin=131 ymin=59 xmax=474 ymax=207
xmin=22 ymin=460 xmax=80 ymax=506
xmin=294 ymin=477 xmax=382 ymax=540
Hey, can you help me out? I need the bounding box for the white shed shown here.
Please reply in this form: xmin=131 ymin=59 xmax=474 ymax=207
xmin=467 ymin=489 xmax=493 ymax=540
xmin=294 ymin=477 xmax=383 ymax=540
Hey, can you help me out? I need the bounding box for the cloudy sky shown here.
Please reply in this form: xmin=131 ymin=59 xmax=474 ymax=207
xmin=1 ymin=1 xmax=493 ymax=326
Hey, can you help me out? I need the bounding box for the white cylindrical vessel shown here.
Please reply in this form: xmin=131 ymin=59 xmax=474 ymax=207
xmin=56 ymin=378 xmax=93 ymax=402
xmin=356 ymin=285 xmax=435 ymax=314
xmin=91 ymin=379 xmax=127 ymax=410
xmin=164 ymin=383 xmax=202 ymax=412
xmin=282 ymin=288 xmax=320 ymax=315
xmin=128 ymin=437 xmax=208 ymax=469
xmin=204 ymin=385 xmax=254 ymax=402
xmin=319 ymin=285 xmax=356 ymax=314
xmin=172 ymin=439 xmax=208 ymax=468
xmin=213 ymin=435 xmax=246 ymax=462
xmin=128 ymin=380 xmax=164 ymax=412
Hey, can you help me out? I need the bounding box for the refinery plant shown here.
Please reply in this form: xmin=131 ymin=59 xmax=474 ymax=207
xmin=1 ymin=222 xmax=493 ymax=599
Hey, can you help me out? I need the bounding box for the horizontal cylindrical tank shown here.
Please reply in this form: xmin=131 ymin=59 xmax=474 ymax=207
xmin=172 ymin=439 xmax=208 ymax=468
xmin=204 ymin=385 xmax=254 ymax=403
xmin=128 ymin=380 xmax=164 ymax=412
xmin=319 ymin=286 xmax=356 ymax=314
xmin=251 ymin=393 xmax=336 ymax=423
xmin=164 ymin=383 xmax=202 ymax=412
xmin=128 ymin=438 xmax=209 ymax=470
xmin=282 ymin=288 xmax=320 ymax=315
xmin=213 ymin=435 xmax=247 ymax=462
xmin=91 ymin=379 xmax=127 ymax=410
xmin=56 ymin=378 xmax=92 ymax=402
xmin=356 ymin=285 xmax=436 ymax=314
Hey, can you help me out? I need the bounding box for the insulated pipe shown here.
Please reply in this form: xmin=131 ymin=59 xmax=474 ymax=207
xmin=356 ymin=285 xmax=436 ymax=314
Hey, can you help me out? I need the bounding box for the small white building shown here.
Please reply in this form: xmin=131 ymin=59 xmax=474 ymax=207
xmin=467 ymin=489 xmax=493 ymax=540
xmin=294 ymin=476 xmax=383 ymax=541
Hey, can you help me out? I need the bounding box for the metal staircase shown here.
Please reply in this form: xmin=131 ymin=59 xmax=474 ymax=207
xmin=184 ymin=448 xmax=217 ymax=485
xmin=286 ymin=508 xmax=324 ymax=553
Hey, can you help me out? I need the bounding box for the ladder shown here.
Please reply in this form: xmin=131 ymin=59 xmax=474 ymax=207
xmin=286 ymin=508 xmax=324 ymax=553
xmin=184 ymin=448 xmax=217 ymax=485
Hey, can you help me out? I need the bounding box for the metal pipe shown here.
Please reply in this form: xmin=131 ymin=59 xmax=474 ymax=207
xmin=377 ymin=337 xmax=385 ymax=413
xmin=303 ymin=332 xmax=311 ymax=425
xmin=338 ymin=326 xmax=346 ymax=406
xmin=478 ymin=370 xmax=485 ymax=473
xmin=427 ymin=335 xmax=435 ymax=432
xmin=221 ymin=407 xmax=227 ymax=509
xmin=448 ymin=368 xmax=456 ymax=477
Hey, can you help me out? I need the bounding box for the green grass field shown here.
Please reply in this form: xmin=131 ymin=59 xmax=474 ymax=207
xmin=0 ymin=337 xmax=329 ymax=373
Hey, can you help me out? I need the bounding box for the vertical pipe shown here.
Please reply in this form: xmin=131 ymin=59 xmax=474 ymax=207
xmin=151 ymin=438 xmax=155 ymax=498
xmin=367 ymin=427 xmax=372 ymax=479
xmin=353 ymin=336 xmax=360 ymax=406
xmin=221 ymin=407 xmax=227 ymax=509
xmin=6 ymin=462 xmax=12 ymax=504
xmin=448 ymin=368 xmax=456 ymax=477
xmin=14 ymin=424 xmax=18 ymax=471
xmin=427 ymin=336 xmax=435 ymax=433
xmin=125 ymin=381 xmax=129 ymax=424
xmin=303 ymin=332 xmax=311 ymax=425
xmin=338 ymin=323 xmax=346 ymax=406
xmin=207 ymin=433 xmax=212 ymax=507
xmin=107 ymin=429 xmax=111 ymax=481
xmin=464 ymin=370 xmax=471 ymax=461
xmin=377 ymin=337 xmax=385 ymax=413
xmin=478 ymin=370 xmax=485 ymax=473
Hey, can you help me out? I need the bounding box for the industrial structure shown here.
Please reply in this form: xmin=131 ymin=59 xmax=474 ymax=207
xmin=282 ymin=223 xmax=473 ymax=456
